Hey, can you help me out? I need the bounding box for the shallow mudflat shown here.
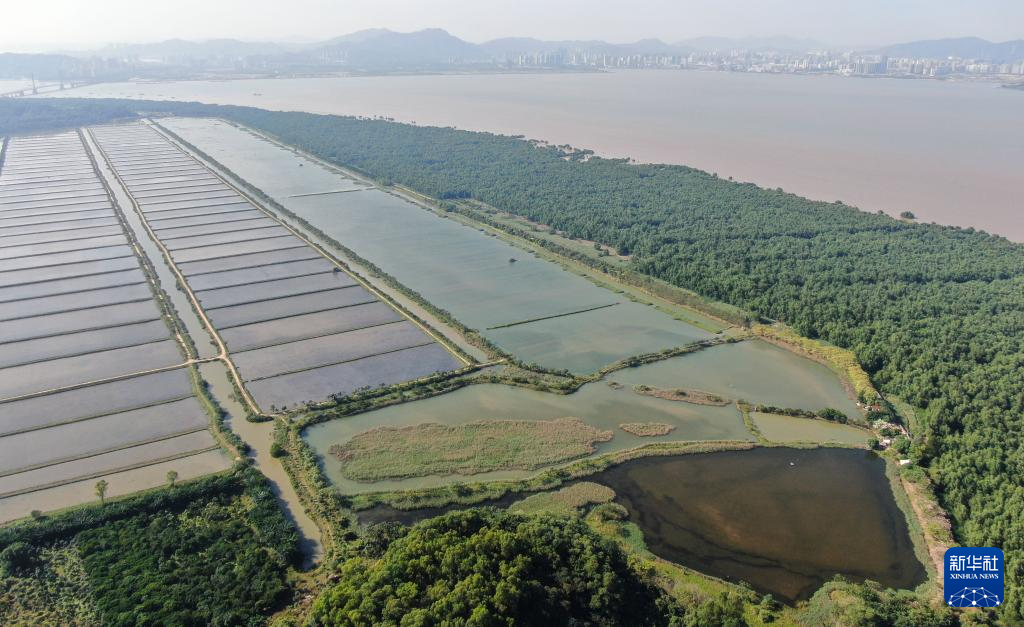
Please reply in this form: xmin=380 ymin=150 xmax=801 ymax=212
xmin=0 ymin=182 xmax=103 ymax=199
xmin=0 ymin=339 xmax=183 ymax=398
xmin=0 ymin=282 xmax=153 ymax=321
xmin=155 ymin=216 xmax=277 ymax=240
xmin=162 ymin=225 xmax=291 ymax=251
xmin=220 ymin=301 xmax=402 ymax=351
xmin=247 ymin=343 xmax=461 ymax=410
xmin=0 ymin=243 xmax=131 ymax=273
xmin=0 ymin=396 xmax=209 ymax=475
xmin=90 ymin=122 xmax=467 ymax=412
xmin=0 ymin=430 xmax=219 ymax=497
xmin=0 ymin=255 xmax=139 ymax=288
xmin=232 ymin=320 xmax=431 ymax=380
xmin=0 ymin=253 xmax=139 ymax=286
xmin=0 ymin=299 xmax=162 ymax=344
xmin=205 ymin=286 xmax=375 ymax=328
xmin=149 ymin=207 xmax=266 ymax=230
xmin=0 ymin=208 xmax=114 ymax=228
xmin=0 ymin=234 xmax=126 ymax=261
xmin=197 ymin=270 xmax=354 ymax=309
xmin=168 ymin=234 xmax=303 ymax=263
xmin=0 ymin=215 xmax=118 ymax=236
xmin=186 ymin=257 xmax=331 ymax=291
xmin=125 ymin=173 xmax=220 ymax=188
xmin=0 ymin=320 xmax=170 ymax=368
xmin=0 ymin=194 xmax=108 ymax=213
xmin=0 ymin=223 xmax=123 ymax=247
xmin=0 ymin=368 xmax=194 ymax=437
xmin=0 ymin=449 xmax=231 ymax=523
xmin=137 ymin=189 xmax=237 ymax=207
xmin=143 ymin=199 xmax=252 ymax=216
xmin=0 ymin=267 xmax=144 ymax=302
xmin=132 ymin=182 xmax=228 ymax=198
xmin=161 ymin=117 xmax=714 ymax=373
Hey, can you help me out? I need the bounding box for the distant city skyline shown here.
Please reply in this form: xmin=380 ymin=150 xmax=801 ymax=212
xmin=4 ymin=0 xmax=1024 ymax=52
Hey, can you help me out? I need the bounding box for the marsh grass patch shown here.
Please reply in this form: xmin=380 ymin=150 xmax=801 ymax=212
xmin=330 ymin=417 xmax=613 ymax=481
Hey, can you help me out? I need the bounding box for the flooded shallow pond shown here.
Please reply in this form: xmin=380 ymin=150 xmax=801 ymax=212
xmin=608 ymin=339 xmax=860 ymax=417
xmin=354 ymin=447 xmax=925 ymax=603
xmin=752 ymin=412 xmax=870 ymax=446
xmin=305 ymin=338 xmax=863 ymax=493
xmin=599 ymin=448 xmax=926 ymax=603
xmin=305 ymin=378 xmax=751 ymax=495
xmin=160 ymin=117 xmax=714 ymax=373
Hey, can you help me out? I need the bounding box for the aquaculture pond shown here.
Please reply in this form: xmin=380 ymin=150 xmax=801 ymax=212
xmin=0 ymin=129 xmax=233 ymax=521
xmin=609 ymin=339 xmax=861 ymax=418
xmin=305 ymin=377 xmax=752 ymax=496
xmin=305 ymin=337 xmax=864 ymax=492
xmin=161 ymin=117 xmax=715 ymax=373
xmin=596 ymin=448 xmax=926 ymax=603
xmin=91 ymin=122 xmax=463 ymax=412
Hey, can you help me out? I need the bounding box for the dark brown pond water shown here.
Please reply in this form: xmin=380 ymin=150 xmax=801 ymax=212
xmin=599 ymin=448 xmax=926 ymax=603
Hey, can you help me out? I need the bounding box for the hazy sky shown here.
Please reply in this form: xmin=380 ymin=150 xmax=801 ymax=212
xmin=5 ymin=0 xmax=1023 ymax=51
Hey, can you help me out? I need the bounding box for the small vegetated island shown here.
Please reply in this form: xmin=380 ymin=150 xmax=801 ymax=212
xmin=619 ymin=422 xmax=677 ymax=436
xmin=329 ymin=418 xmax=613 ymax=480
xmin=632 ymin=383 xmax=730 ymax=406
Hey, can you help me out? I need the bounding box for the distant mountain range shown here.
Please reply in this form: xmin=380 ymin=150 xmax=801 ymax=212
xmin=95 ymin=38 xmax=291 ymax=60
xmin=2 ymin=30 xmax=1022 ymax=79
xmin=86 ymin=30 xmax=1024 ymax=64
xmin=875 ymin=37 xmax=1024 ymax=63
xmin=79 ymin=30 xmax=837 ymax=64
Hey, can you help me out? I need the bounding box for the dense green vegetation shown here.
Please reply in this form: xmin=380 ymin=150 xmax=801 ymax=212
xmin=0 ymin=467 xmax=298 ymax=626
xmin=310 ymin=508 xmax=714 ymax=626
xmin=0 ymin=98 xmax=138 ymax=135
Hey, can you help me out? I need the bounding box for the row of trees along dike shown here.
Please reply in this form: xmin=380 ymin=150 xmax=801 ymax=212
xmin=5 ymin=98 xmax=1021 ymax=622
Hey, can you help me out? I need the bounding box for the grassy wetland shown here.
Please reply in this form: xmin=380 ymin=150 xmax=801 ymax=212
xmin=330 ymin=418 xmax=613 ymax=481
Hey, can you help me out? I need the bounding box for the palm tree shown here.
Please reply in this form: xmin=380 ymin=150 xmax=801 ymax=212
xmin=95 ymin=479 xmax=109 ymax=505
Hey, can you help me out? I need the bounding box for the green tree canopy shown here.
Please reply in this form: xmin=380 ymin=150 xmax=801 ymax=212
xmin=310 ymin=508 xmax=676 ymax=626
